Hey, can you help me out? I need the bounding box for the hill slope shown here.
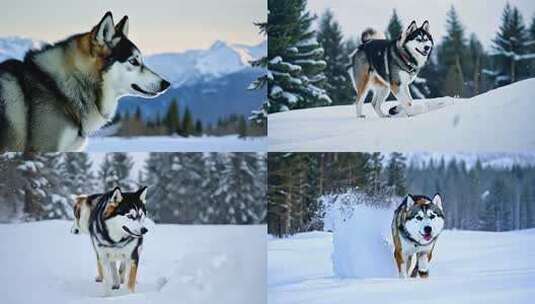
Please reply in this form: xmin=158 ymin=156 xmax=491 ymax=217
xmin=0 ymin=221 xmax=266 ymax=304
xmin=268 ymin=229 xmax=535 ymax=304
xmin=268 ymin=79 xmax=535 ymax=152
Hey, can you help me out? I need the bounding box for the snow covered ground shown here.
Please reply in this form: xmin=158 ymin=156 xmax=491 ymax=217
xmin=0 ymin=221 xmax=266 ymax=304
xmin=268 ymin=79 xmax=535 ymax=152
xmin=268 ymin=229 xmax=535 ymax=304
xmin=86 ymin=135 xmax=267 ymax=152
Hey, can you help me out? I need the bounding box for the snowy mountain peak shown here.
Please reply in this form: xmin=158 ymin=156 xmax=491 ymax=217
xmin=210 ymin=40 xmax=228 ymax=50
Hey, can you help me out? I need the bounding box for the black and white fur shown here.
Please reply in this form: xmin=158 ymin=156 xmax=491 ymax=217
xmin=348 ymin=21 xmax=434 ymax=118
xmin=0 ymin=12 xmax=170 ymax=152
xmin=392 ymin=193 xmax=444 ymax=279
xmin=89 ymin=186 xmax=149 ymax=295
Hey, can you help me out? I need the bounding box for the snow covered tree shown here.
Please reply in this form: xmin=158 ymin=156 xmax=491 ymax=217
xmin=99 ymin=153 xmax=134 ymax=191
xmin=490 ymin=3 xmax=531 ymax=84
xmin=61 ymin=153 xmax=95 ymax=195
xmin=317 ymin=9 xmax=355 ymax=105
xmin=267 ymin=0 xmax=331 ymax=113
xmin=249 ymin=20 xmax=268 ymax=125
xmin=386 ymin=9 xmax=403 ymax=40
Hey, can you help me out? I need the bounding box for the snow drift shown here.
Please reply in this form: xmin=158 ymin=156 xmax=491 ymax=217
xmin=0 ymin=221 xmax=266 ymax=304
xmin=268 ymin=79 xmax=535 ymax=152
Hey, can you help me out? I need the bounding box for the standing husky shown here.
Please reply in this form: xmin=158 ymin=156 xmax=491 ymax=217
xmin=391 ymin=193 xmax=444 ymax=279
xmin=0 ymin=12 xmax=170 ymax=152
xmin=348 ymin=21 xmax=434 ymax=118
xmin=89 ymin=186 xmax=149 ymax=295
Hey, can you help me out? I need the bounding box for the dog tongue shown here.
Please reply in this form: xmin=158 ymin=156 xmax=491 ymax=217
xmin=424 ymin=234 xmax=432 ymax=241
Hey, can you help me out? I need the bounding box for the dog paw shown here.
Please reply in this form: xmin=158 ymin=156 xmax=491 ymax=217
xmin=95 ymin=277 xmax=103 ymax=283
xmin=112 ymin=284 xmax=120 ymax=290
xmin=357 ymin=115 xmax=366 ymax=119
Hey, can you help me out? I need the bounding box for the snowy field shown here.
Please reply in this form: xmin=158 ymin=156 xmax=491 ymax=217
xmin=268 ymin=229 xmax=535 ymax=304
xmin=268 ymin=79 xmax=535 ymax=152
xmin=86 ymin=135 xmax=267 ymax=152
xmin=0 ymin=221 xmax=266 ymax=304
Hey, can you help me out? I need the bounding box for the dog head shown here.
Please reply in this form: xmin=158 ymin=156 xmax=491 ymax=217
xmin=103 ymin=186 xmax=149 ymax=239
xmin=399 ymin=20 xmax=433 ymax=67
xmin=90 ymin=12 xmax=170 ymax=99
xmin=402 ymin=193 xmax=444 ymax=245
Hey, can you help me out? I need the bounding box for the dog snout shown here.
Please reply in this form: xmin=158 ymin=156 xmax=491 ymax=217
xmin=160 ymin=80 xmax=171 ymax=91
xmin=140 ymin=227 xmax=148 ymax=235
xmin=424 ymin=226 xmax=432 ymax=234
xmin=424 ymin=45 xmax=430 ymax=51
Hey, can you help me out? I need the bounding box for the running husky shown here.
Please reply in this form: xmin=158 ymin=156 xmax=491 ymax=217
xmin=89 ymin=186 xmax=149 ymax=295
xmin=348 ymin=21 xmax=433 ymax=118
xmin=0 ymin=12 xmax=170 ymax=152
xmin=391 ymin=193 xmax=444 ymax=279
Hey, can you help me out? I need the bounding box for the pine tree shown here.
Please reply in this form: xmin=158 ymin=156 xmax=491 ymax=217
xmin=62 ymin=153 xmax=95 ymax=195
xmin=99 ymin=153 xmax=134 ymax=191
xmin=438 ymin=6 xmax=467 ymax=96
xmin=267 ymin=0 xmax=331 ymax=113
xmin=317 ymin=9 xmax=355 ymax=105
xmin=386 ymin=153 xmax=407 ymax=196
xmin=386 ymin=9 xmax=403 ymax=39
xmin=491 ymin=3 xmax=530 ymax=84
xmin=194 ymin=119 xmax=203 ymax=136
xmin=182 ymin=107 xmax=193 ymax=136
xmin=164 ymin=99 xmax=181 ymax=135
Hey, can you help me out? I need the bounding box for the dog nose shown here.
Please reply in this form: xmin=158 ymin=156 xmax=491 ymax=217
xmin=160 ymin=80 xmax=170 ymax=91
xmin=140 ymin=227 xmax=148 ymax=235
xmin=424 ymin=226 xmax=432 ymax=234
xmin=424 ymin=45 xmax=430 ymax=51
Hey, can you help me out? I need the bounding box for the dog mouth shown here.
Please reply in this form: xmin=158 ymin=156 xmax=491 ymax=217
xmin=131 ymin=84 xmax=158 ymax=96
xmin=420 ymin=232 xmax=433 ymax=241
xmin=122 ymin=225 xmax=143 ymax=238
xmin=415 ymin=48 xmax=429 ymax=57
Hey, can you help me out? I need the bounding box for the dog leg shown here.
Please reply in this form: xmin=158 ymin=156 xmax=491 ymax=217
xmin=354 ymin=67 xmax=370 ymax=118
xmin=95 ymin=258 xmax=104 ymax=282
xmin=371 ymin=86 xmax=390 ymax=118
xmin=394 ymin=248 xmax=406 ymax=278
xmin=119 ymin=261 xmax=126 ymax=284
xmin=409 ymin=255 xmax=419 ymax=278
xmin=417 ymin=252 xmax=430 ymax=278
xmin=109 ymin=261 xmax=120 ymax=290
xmin=391 ymin=84 xmax=414 ymax=117
xmin=127 ymin=260 xmax=138 ymax=292
xmin=100 ymin=256 xmax=113 ymax=296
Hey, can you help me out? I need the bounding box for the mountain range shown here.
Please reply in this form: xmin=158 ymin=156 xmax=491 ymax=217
xmin=0 ymin=37 xmax=266 ymax=124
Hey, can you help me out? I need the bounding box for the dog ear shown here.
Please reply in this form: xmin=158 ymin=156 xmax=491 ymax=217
xmin=115 ymin=16 xmax=129 ymax=37
xmin=93 ymin=11 xmax=116 ymax=46
xmin=137 ymin=186 xmax=148 ymax=204
xmin=405 ymin=195 xmax=415 ymax=209
xmin=110 ymin=187 xmax=123 ymax=204
xmin=421 ymin=20 xmax=430 ymax=32
xmin=432 ymin=193 xmax=443 ymax=210
xmin=399 ymin=20 xmax=417 ymax=42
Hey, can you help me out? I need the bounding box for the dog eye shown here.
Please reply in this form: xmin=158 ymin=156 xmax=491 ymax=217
xmin=416 ymin=215 xmax=423 ymax=220
xmin=430 ymin=214 xmax=436 ymax=219
xmin=128 ymin=58 xmax=140 ymax=66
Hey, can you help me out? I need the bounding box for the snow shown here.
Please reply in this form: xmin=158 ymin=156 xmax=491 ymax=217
xmin=0 ymin=36 xmax=43 ymax=62
xmin=333 ymin=204 xmax=396 ymax=278
xmin=86 ymin=135 xmax=266 ymax=152
xmin=268 ymin=78 xmax=535 ymax=152
xmin=268 ymin=229 xmax=535 ymax=304
xmin=0 ymin=221 xmax=266 ymax=304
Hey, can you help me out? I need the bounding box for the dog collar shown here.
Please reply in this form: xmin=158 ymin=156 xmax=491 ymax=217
xmin=394 ymin=45 xmax=417 ymax=73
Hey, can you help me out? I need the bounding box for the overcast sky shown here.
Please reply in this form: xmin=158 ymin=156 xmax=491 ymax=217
xmin=308 ymin=0 xmax=535 ymax=49
xmin=0 ymin=0 xmax=265 ymax=54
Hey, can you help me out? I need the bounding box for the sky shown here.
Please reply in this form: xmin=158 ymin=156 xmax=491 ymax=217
xmin=0 ymin=0 xmax=265 ymax=54
xmin=308 ymin=0 xmax=535 ymax=49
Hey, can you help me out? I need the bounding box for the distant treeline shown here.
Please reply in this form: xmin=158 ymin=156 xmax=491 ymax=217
xmin=267 ymin=153 xmax=535 ymax=236
xmin=0 ymin=152 xmax=266 ymax=225
xmin=260 ymin=0 xmax=535 ymax=115
xmin=113 ymin=98 xmax=266 ymax=138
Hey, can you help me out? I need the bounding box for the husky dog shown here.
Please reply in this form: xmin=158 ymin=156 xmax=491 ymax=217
xmin=348 ymin=21 xmax=434 ymax=118
xmin=89 ymin=186 xmax=149 ymax=295
xmin=0 ymin=12 xmax=170 ymax=152
xmin=391 ymin=193 xmax=444 ymax=279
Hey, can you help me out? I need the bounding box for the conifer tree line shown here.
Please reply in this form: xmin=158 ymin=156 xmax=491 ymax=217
xmin=257 ymin=1 xmax=535 ymax=117
xmin=0 ymin=152 xmax=266 ymax=225
xmin=267 ymin=153 xmax=535 ymax=236
xmin=114 ymin=98 xmax=265 ymax=138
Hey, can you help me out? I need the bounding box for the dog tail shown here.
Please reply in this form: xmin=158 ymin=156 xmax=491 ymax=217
xmin=361 ymin=28 xmax=385 ymax=44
